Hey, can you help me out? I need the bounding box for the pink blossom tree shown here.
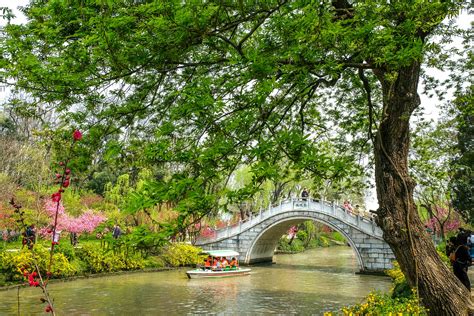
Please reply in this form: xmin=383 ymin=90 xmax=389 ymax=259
xmin=424 ymin=206 xmax=461 ymax=240
xmin=42 ymin=200 xmax=106 ymax=242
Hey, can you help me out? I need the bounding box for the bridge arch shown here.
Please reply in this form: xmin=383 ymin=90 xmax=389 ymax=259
xmin=196 ymin=198 xmax=394 ymax=273
xmin=246 ymin=216 xmax=364 ymax=269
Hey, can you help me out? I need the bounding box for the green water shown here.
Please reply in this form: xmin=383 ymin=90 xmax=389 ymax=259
xmin=0 ymin=246 xmax=391 ymax=315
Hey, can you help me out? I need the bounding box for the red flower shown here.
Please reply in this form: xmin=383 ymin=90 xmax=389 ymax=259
xmin=59 ymin=161 xmax=64 ymax=166
xmin=63 ymin=179 xmax=70 ymax=188
xmin=45 ymin=305 xmax=53 ymax=312
xmin=55 ymin=173 xmax=61 ymax=179
xmin=28 ymin=274 xmax=36 ymax=286
xmin=51 ymin=192 xmax=61 ymax=202
xmin=73 ymin=129 xmax=82 ymax=141
xmin=65 ymin=168 xmax=71 ymax=175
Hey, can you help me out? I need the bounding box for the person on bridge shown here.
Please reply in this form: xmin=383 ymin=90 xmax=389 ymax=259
xmin=301 ymin=188 xmax=309 ymax=201
xmin=343 ymin=200 xmax=353 ymax=213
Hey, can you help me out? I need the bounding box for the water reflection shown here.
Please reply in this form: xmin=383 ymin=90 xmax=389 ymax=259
xmin=0 ymin=247 xmax=391 ymax=315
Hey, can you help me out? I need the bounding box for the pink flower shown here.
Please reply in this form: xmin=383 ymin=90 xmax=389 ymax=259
xmin=73 ymin=129 xmax=82 ymax=141
xmin=65 ymin=169 xmax=71 ymax=175
xmin=63 ymin=179 xmax=70 ymax=188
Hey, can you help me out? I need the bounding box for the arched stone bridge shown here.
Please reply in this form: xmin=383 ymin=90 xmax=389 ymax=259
xmin=196 ymin=198 xmax=395 ymax=273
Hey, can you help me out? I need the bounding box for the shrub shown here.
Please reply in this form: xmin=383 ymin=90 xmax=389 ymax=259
xmin=49 ymin=252 xmax=77 ymax=277
xmin=78 ymin=244 xmax=145 ymax=273
xmin=0 ymin=246 xmax=76 ymax=282
xmin=144 ymin=256 xmax=166 ymax=268
xmin=277 ymin=237 xmax=305 ymax=253
xmin=319 ymin=235 xmax=330 ymax=247
xmin=0 ymin=249 xmax=34 ymax=282
xmin=55 ymin=242 xmax=76 ymax=261
xmin=330 ymin=231 xmax=346 ymax=243
xmin=387 ymin=251 xmax=450 ymax=300
xmin=333 ymin=291 xmax=427 ymax=315
xmin=386 ymin=261 xmax=411 ymax=298
xmin=307 ymin=238 xmax=323 ymax=248
xmin=161 ymin=243 xmax=202 ymax=267
xmin=296 ymin=230 xmax=308 ymax=242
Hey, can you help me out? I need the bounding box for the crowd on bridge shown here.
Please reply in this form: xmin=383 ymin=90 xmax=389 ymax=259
xmin=301 ymin=188 xmax=375 ymax=220
xmin=341 ymin=200 xmax=375 ymax=220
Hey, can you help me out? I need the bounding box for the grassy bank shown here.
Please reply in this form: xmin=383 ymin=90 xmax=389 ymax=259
xmin=277 ymin=230 xmax=347 ymax=253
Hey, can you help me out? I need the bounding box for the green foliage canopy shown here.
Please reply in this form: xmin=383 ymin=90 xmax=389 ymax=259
xmin=0 ymin=0 xmax=466 ymax=237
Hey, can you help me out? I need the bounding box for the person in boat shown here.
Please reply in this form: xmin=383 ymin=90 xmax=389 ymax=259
xmin=229 ymin=257 xmax=239 ymax=269
xmin=212 ymin=256 xmax=219 ymax=268
xmin=202 ymin=256 xmax=212 ymax=270
xmin=205 ymin=255 xmax=212 ymax=270
xmin=221 ymin=257 xmax=229 ymax=270
xmin=215 ymin=259 xmax=222 ymax=271
xmin=212 ymin=257 xmax=222 ymax=271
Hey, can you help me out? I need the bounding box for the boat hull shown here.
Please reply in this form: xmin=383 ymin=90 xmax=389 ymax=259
xmin=186 ymin=268 xmax=251 ymax=279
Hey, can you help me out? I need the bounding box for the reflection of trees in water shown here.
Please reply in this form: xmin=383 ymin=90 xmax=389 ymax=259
xmin=274 ymin=247 xmax=358 ymax=274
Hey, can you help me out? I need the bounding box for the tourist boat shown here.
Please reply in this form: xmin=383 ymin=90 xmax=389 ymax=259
xmin=186 ymin=250 xmax=251 ymax=279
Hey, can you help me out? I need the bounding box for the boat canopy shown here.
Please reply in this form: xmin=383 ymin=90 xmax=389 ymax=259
xmin=202 ymin=250 xmax=240 ymax=257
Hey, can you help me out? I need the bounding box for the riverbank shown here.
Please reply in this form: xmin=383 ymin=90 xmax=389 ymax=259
xmin=0 ymin=242 xmax=202 ymax=288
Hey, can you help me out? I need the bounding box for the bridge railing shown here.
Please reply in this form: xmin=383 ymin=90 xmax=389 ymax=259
xmin=196 ymin=197 xmax=382 ymax=243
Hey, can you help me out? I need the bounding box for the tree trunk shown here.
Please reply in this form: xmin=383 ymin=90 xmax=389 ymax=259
xmin=373 ymin=63 xmax=474 ymax=315
xmin=439 ymin=222 xmax=446 ymax=242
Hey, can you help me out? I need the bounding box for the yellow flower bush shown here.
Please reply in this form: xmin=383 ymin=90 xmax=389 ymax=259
xmin=79 ymin=244 xmax=145 ymax=273
xmin=340 ymin=291 xmax=427 ymax=315
xmin=0 ymin=246 xmax=76 ymax=282
xmin=324 ymin=260 xmax=429 ymax=316
xmin=325 ymin=291 xmax=427 ymax=315
xmin=161 ymin=243 xmax=203 ymax=267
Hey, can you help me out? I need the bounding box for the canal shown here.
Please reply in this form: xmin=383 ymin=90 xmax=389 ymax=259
xmin=1 ymin=246 xmax=392 ymax=315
